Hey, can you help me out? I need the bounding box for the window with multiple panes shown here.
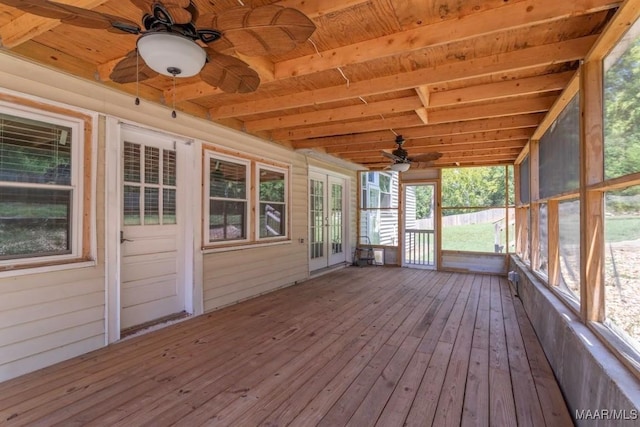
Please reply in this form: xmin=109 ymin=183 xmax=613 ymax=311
xmin=258 ymin=164 xmax=287 ymax=239
xmin=204 ymin=150 xmax=289 ymax=246
xmin=0 ymin=107 xmax=84 ymax=263
xmin=123 ymin=142 xmax=177 ymax=226
xmin=359 ymin=171 xmax=399 ymax=246
xmin=205 ymin=152 xmax=250 ymax=244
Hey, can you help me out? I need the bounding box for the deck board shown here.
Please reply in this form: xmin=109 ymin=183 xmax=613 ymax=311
xmin=0 ymin=267 xmax=572 ymax=426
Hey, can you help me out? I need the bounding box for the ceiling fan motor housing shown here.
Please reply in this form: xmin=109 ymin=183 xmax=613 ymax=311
xmin=392 ymin=147 xmax=409 ymax=160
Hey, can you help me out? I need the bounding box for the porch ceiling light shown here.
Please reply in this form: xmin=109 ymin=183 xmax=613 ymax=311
xmin=389 ymin=162 xmax=411 ymax=172
xmin=137 ymin=33 xmax=206 ymax=78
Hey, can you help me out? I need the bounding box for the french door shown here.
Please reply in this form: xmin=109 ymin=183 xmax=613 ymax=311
xmin=119 ymin=127 xmax=188 ymax=329
xmin=309 ymin=171 xmax=347 ymax=271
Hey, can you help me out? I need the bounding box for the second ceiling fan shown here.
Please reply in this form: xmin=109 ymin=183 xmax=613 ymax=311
xmin=381 ymin=135 xmax=442 ymax=172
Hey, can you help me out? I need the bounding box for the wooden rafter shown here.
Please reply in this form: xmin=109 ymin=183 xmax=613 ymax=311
xmin=273 ymin=0 xmax=617 ymax=79
xmin=211 ymin=36 xmax=596 ymax=119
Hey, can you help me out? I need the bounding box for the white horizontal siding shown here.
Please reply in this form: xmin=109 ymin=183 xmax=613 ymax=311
xmin=202 ymin=235 xmax=308 ymax=312
xmin=0 ymin=306 xmax=104 ymax=347
xmin=0 ymin=272 xmax=105 ymax=382
xmin=0 ymin=335 xmax=105 ymax=382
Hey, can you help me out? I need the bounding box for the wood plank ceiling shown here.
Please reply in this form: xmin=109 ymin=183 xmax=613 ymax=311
xmin=0 ymin=0 xmax=621 ymax=168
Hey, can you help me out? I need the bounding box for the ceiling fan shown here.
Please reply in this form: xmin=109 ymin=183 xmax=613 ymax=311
xmin=381 ymin=135 xmax=442 ymax=172
xmin=0 ymin=0 xmax=316 ymax=94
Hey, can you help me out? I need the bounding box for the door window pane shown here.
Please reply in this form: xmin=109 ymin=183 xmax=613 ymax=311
xmin=310 ymin=179 xmax=324 ymax=258
xmin=331 ymin=183 xmax=343 ymax=254
xmin=144 ymin=187 xmax=159 ymax=225
xmin=123 ymin=185 xmax=141 ymax=225
xmin=163 ymin=188 xmax=176 ymax=224
xmin=163 ymin=150 xmax=176 ymax=186
xmin=145 ymin=146 xmax=159 ymax=184
xmin=124 ymin=142 xmax=140 ymax=183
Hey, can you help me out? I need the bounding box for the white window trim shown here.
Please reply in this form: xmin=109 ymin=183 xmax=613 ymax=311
xmin=204 ymin=151 xmax=251 ymax=246
xmin=0 ymin=102 xmax=85 ymax=267
xmin=256 ymin=162 xmax=289 ymax=241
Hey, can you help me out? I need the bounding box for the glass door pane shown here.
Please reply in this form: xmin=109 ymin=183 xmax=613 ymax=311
xmin=310 ymin=178 xmax=325 ymax=260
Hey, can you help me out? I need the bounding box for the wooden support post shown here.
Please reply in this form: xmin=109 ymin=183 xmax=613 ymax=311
xmin=529 ymin=140 xmax=540 ymax=271
xmin=514 ymin=163 xmax=522 ymax=256
xmin=579 ymin=60 xmax=604 ymax=322
xmin=547 ymin=200 xmax=560 ymax=287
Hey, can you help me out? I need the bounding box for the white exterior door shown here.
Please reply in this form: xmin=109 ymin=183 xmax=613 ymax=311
xmin=309 ymin=171 xmax=347 ymax=271
xmin=120 ymin=127 xmax=187 ymax=329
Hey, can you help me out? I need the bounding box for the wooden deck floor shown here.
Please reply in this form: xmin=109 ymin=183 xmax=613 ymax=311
xmin=0 ymin=267 xmax=573 ymax=426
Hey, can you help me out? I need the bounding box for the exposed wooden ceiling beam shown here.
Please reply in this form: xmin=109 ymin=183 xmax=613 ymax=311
xmin=165 ymin=82 xmax=223 ymax=104
xmin=429 ymin=71 xmax=574 ymax=108
xmin=415 ymin=86 xmax=430 ymax=107
xmin=0 ymin=0 xmax=111 ymax=48
xmin=245 ymin=97 xmax=423 ymax=132
xmin=273 ymin=95 xmax=555 ymax=140
xmin=276 ymin=0 xmax=370 ymax=18
xmin=273 ymin=0 xmax=617 ymax=79
xmin=427 ymin=94 xmax=556 ymax=123
xmin=273 ymin=114 xmax=424 ymax=141
xmin=246 ymin=72 xmax=569 ymax=132
xmin=212 ymin=36 xmax=596 ymax=119
xmin=292 ymin=114 xmax=544 ymax=149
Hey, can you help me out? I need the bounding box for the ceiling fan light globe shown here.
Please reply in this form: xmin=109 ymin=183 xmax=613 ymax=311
xmin=137 ymin=33 xmax=206 ymax=77
xmin=390 ymin=162 xmax=410 ymax=172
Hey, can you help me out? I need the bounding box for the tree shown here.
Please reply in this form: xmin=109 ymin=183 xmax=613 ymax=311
xmin=441 ymin=166 xmax=510 ymax=214
xmin=604 ymin=35 xmax=640 ymax=180
xmin=415 ymin=185 xmax=434 ymax=218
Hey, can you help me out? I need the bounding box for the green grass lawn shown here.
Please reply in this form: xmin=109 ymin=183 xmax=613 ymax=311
xmin=442 ymin=215 xmax=640 ymax=253
xmin=442 ymin=222 xmax=497 ymax=252
xmin=605 ymin=216 xmax=640 ymax=242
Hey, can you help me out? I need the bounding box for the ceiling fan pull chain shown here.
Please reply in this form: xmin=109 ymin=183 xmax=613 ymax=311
xmin=309 ymin=39 xmax=322 ymax=57
xmin=336 ymin=67 xmax=350 ymax=87
xmin=171 ymin=75 xmax=177 ymax=119
xmin=135 ymin=49 xmax=140 ymax=106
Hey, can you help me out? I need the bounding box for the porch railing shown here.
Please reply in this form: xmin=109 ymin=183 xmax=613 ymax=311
xmin=405 ymin=229 xmax=435 ymax=267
